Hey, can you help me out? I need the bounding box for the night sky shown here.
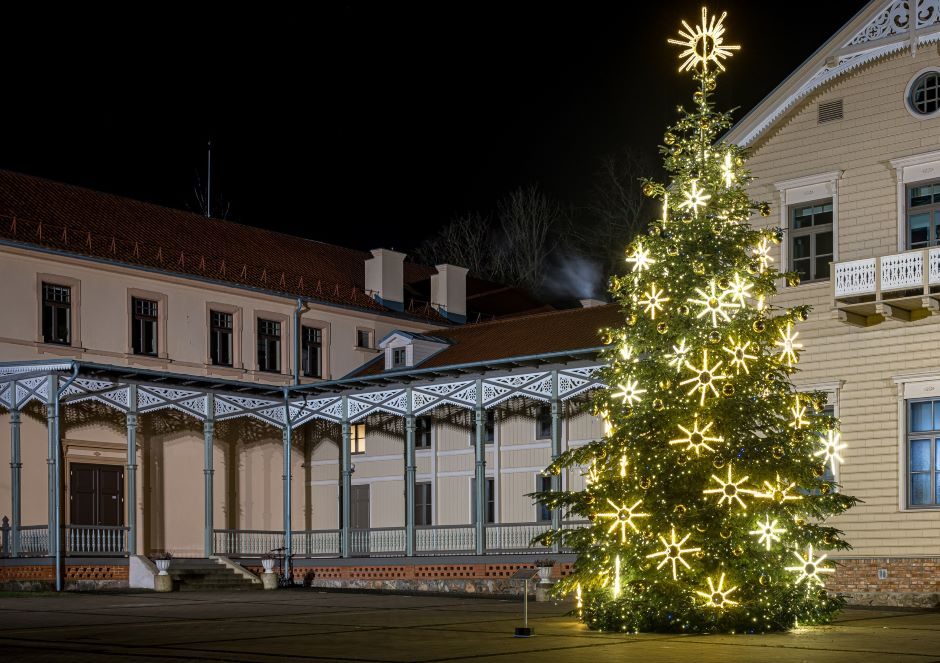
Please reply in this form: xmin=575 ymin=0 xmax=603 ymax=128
xmin=1 ymin=2 xmax=863 ymax=253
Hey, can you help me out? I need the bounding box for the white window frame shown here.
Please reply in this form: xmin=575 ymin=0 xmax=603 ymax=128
xmin=893 ymin=372 xmax=940 ymax=511
xmin=891 ymin=150 xmax=940 ymax=252
xmin=904 ymin=67 xmax=940 ymax=121
xmin=351 ymin=423 xmax=366 ymax=455
xmin=774 ymin=171 xmax=842 ymax=285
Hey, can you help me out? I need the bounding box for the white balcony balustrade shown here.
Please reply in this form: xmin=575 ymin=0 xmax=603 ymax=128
xmin=833 ymin=248 xmax=940 ymax=326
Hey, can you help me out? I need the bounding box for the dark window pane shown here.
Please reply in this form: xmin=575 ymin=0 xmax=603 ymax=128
xmin=911 ymin=402 xmax=933 ymax=432
xmin=792 ymin=235 xmax=811 ymax=259
xmin=792 ymin=206 xmax=814 ymax=229
xmin=813 ymin=209 xmax=833 ymax=225
xmin=911 ymin=438 xmax=931 ymax=471
xmin=815 ymin=231 xmax=833 ymax=256
xmin=537 ymin=475 xmax=552 ymax=521
xmin=910 ymin=213 xmax=931 ymax=247
xmin=536 ymin=405 xmax=552 ymax=439
xmin=815 ymin=257 xmax=831 ymax=280
xmin=911 ymin=186 xmax=933 ymax=207
xmin=911 ymin=473 xmax=931 ymax=505
xmin=792 ymin=258 xmax=811 ymax=282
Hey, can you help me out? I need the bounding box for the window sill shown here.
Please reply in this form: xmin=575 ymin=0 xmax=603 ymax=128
xmin=787 ymin=279 xmax=830 ymax=289
xmin=246 ymin=370 xmax=292 ymax=384
xmin=35 ymin=342 xmax=85 ymax=358
xmin=125 ymin=354 xmax=171 ymax=369
xmin=354 ymin=346 xmax=380 ymax=354
xmin=205 ymin=365 xmax=247 ymax=378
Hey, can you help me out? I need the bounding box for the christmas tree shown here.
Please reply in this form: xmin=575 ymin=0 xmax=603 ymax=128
xmin=539 ymin=8 xmax=857 ymax=633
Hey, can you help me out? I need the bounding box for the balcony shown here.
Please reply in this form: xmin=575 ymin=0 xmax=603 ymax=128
xmin=833 ymin=248 xmax=940 ymax=326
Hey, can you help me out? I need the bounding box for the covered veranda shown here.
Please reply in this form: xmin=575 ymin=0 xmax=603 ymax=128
xmin=0 ymin=354 xmax=602 ymax=589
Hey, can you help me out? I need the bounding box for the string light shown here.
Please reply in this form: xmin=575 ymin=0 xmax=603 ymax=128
xmin=785 ymin=545 xmax=834 ymax=586
xmin=597 ymin=499 xmax=649 ymax=543
xmin=663 ymin=192 xmax=669 ymax=224
xmin=670 ymin=417 xmax=721 ymax=456
xmin=681 ymin=349 xmax=728 ymax=405
xmin=679 ymin=179 xmax=711 ymax=214
xmin=639 ymin=284 xmax=671 ymax=319
xmin=619 ymin=454 xmax=628 ymax=478
xmin=696 ymin=573 xmax=739 ymax=608
xmin=668 ymin=7 xmax=740 ymax=73
xmin=723 ymin=337 xmax=756 ymax=374
xmin=722 ymin=151 xmax=735 ymax=187
xmin=690 ymin=280 xmax=739 ymax=327
xmin=750 ymin=516 xmax=785 ymax=550
xmin=775 ymin=323 xmax=803 ymax=366
xmin=704 ymin=464 xmax=755 ymax=509
xmin=814 ymin=430 xmax=847 ymax=473
xmin=613 ymin=378 xmax=646 ymax=405
xmin=646 ymin=527 xmax=701 ymax=580
xmin=613 ymin=555 xmax=622 ymax=598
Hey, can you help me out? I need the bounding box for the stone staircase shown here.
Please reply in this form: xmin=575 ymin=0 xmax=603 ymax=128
xmin=168 ymin=558 xmax=261 ymax=591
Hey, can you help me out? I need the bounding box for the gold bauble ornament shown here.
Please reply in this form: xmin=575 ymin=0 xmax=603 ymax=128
xmin=642 ymin=182 xmax=656 ymax=197
xmin=708 ymin=330 xmax=722 ymax=344
xmin=674 ymin=504 xmax=687 ymax=514
xmin=758 ymin=573 xmax=769 ymax=586
xmin=734 ymin=155 xmax=744 ymax=166
xmin=623 ymin=406 xmax=634 ymax=418
xmin=814 ymin=396 xmax=828 ymax=412
xmin=677 ymin=304 xmax=691 ymax=316
xmin=693 ymin=90 xmax=705 ymax=103
xmin=698 ymin=117 xmax=710 ymax=129
xmin=796 ymin=308 xmax=810 ymax=321
xmin=652 ymin=398 xmax=665 ymax=411
xmin=721 ymin=383 xmax=735 ymax=397
xmin=746 ymin=260 xmax=760 ymax=274
xmin=732 ymin=546 xmax=743 ymax=557
xmin=656 ymin=322 xmax=669 ymax=335
xmin=752 ymin=319 xmax=767 ymax=333
xmin=824 ymin=533 xmax=838 ymax=545
xmin=771 ymin=445 xmax=785 ymax=460
xmin=717 ymin=277 xmax=730 ymax=290
xmin=720 ymin=529 xmax=732 ymax=539
xmin=813 ymin=463 xmax=827 ymax=478
xmin=794 ymin=517 xmax=806 ymax=527
xmin=758 ymin=202 xmax=772 ymax=217
xmin=787 ymin=273 xmax=801 ymax=287
xmin=639 ymin=477 xmax=651 ymax=490
xmin=659 ymin=379 xmax=672 ymax=390
xmin=649 ymin=223 xmax=662 ymax=236
xmin=820 ymin=483 xmax=832 ymax=494
xmin=695 ymin=523 xmax=707 ymax=533
xmin=667 ymin=245 xmax=679 ymax=257
xmin=705 ymin=78 xmax=717 ymax=92
xmin=694 ymin=550 xmax=705 ymax=559
xmin=627 ymin=314 xmax=638 ymax=326
xmin=693 ymin=262 xmax=706 ymax=275
xmin=817 ymin=588 xmax=828 ymax=600
xmin=713 ymin=456 xmax=726 ymax=469
xmin=663 ymin=132 xmax=676 ymax=145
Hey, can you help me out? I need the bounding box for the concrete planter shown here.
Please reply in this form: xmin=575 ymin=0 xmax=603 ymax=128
xmin=262 ymin=559 xmax=276 ymax=574
xmin=537 ymin=566 xmax=553 ymax=583
xmin=155 ymin=559 xmax=171 ymax=576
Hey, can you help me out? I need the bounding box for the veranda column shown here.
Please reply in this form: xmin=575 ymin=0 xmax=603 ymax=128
xmin=203 ymin=393 xmax=215 ymax=557
xmin=9 ymin=380 xmax=20 ymax=557
xmin=46 ymin=374 xmax=59 ymax=558
xmin=550 ymin=370 xmax=562 ymax=553
xmin=340 ymin=396 xmax=352 ymax=558
xmin=404 ymin=387 xmax=416 ymax=557
xmin=473 ymin=378 xmax=486 ymax=555
xmin=282 ymin=412 xmax=293 ymax=563
xmin=126 ymin=385 xmax=138 ymax=556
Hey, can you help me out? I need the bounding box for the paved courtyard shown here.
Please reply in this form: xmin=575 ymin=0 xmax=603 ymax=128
xmin=0 ymin=590 xmax=938 ymax=662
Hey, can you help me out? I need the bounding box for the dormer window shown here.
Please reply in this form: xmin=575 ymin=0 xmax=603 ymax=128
xmin=391 ymin=347 xmax=407 ymax=368
xmin=378 ymin=330 xmax=450 ymax=371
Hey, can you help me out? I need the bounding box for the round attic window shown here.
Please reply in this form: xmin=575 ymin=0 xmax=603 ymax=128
xmin=908 ymin=70 xmax=940 ymax=117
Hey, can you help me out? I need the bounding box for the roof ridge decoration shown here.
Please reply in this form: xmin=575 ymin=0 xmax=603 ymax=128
xmin=735 ymin=0 xmax=940 ymax=147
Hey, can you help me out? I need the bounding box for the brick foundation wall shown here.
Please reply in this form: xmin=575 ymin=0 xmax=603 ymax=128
xmin=243 ymin=561 xmax=574 ymax=583
xmin=0 ymin=563 xmax=128 ymax=591
xmin=827 ymin=557 xmax=940 ymax=607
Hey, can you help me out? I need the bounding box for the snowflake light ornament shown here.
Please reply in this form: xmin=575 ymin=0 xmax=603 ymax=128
xmin=679 ymin=179 xmax=711 ymax=214
xmin=626 ymin=242 xmax=655 ymax=272
xmin=681 ymin=349 xmax=728 ymax=405
xmin=690 ymin=280 xmax=739 ymax=327
xmin=790 ymin=396 xmax=809 ymax=429
xmin=722 ymin=151 xmax=735 ymax=188
xmin=646 ymin=527 xmax=701 ymax=580
xmin=639 ymin=284 xmax=670 ymax=319
xmin=613 ymin=378 xmax=646 ymax=405
xmin=670 ymin=417 xmax=721 ymax=456
xmin=724 ymin=273 xmax=753 ymax=307
xmin=597 ymin=499 xmax=649 ymax=543
xmin=668 ymin=7 xmax=740 ymax=73
xmin=750 ymin=516 xmax=785 ymax=550
xmin=704 ymin=464 xmax=755 ymax=509
xmin=785 ymin=545 xmax=834 ymax=586
xmin=666 ymin=339 xmax=691 ymax=369
xmin=814 ymin=429 xmax=847 ymax=473
xmin=754 ymin=238 xmax=774 ymax=271
xmin=696 ymin=573 xmax=739 ymax=609
xmin=758 ymin=474 xmax=803 ymax=504
xmin=775 ymin=323 xmax=803 ymax=367
xmin=723 ymin=337 xmax=756 ymax=374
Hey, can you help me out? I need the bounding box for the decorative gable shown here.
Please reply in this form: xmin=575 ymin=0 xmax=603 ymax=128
xmin=378 ymin=331 xmax=450 ymax=371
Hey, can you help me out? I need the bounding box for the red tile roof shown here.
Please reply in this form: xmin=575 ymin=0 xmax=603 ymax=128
xmin=0 ymin=169 xmax=451 ymax=320
xmin=351 ymin=304 xmax=621 ymax=376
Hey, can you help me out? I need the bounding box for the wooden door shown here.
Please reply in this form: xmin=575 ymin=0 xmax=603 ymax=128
xmin=69 ymin=463 xmax=124 ymax=526
xmin=351 ymin=484 xmax=370 ymax=529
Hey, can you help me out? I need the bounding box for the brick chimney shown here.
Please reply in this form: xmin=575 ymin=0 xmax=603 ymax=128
xmin=364 ymin=249 xmax=405 ymax=311
xmin=431 ymin=264 xmax=469 ymax=323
